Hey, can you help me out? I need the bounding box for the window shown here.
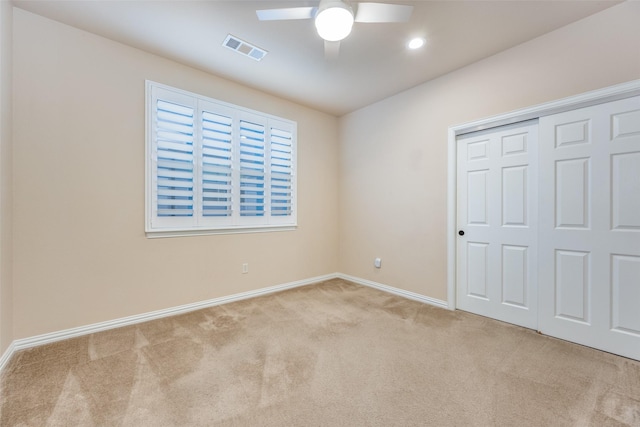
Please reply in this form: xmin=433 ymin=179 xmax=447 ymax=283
xmin=146 ymin=81 xmax=297 ymax=237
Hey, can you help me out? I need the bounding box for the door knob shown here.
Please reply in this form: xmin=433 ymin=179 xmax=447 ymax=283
xmin=458 ymin=230 xmax=465 ymax=236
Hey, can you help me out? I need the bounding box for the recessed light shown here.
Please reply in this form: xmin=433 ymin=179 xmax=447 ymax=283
xmin=407 ymin=37 xmax=425 ymax=50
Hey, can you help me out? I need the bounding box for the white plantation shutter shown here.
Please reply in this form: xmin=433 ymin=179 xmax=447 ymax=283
xmin=156 ymin=100 xmax=195 ymax=218
xmin=201 ymin=109 xmax=233 ymax=218
xmin=239 ymin=118 xmax=266 ymax=217
xmin=269 ymin=124 xmax=294 ymax=218
xmin=146 ymin=81 xmax=296 ymax=235
xmin=149 ymin=88 xmax=198 ymax=230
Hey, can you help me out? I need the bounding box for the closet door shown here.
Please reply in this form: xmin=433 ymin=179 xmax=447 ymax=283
xmin=457 ymin=121 xmax=538 ymax=329
xmin=538 ymin=96 xmax=640 ymax=360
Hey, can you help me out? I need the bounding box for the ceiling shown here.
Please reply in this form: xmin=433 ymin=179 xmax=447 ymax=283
xmin=12 ymin=0 xmax=620 ymax=116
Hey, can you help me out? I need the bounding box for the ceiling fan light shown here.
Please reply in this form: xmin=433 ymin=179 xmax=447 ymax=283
xmin=315 ymin=4 xmax=354 ymax=42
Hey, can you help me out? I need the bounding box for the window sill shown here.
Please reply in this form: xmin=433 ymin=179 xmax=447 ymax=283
xmin=145 ymin=224 xmax=297 ymax=239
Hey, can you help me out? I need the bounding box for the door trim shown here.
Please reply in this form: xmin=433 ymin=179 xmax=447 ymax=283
xmin=447 ymin=79 xmax=640 ymax=311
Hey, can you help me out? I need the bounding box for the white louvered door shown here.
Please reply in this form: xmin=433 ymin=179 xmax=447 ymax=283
xmin=456 ymin=121 xmax=539 ymax=329
xmin=538 ymin=96 xmax=640 ymax=361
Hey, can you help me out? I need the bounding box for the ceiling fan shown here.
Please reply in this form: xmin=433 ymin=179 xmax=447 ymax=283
xmin=256 ymin=0 xmax=413 ymax=59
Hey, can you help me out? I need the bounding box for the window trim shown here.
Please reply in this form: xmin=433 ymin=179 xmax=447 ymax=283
xmin=145 ymin=80 xmax=297 ymax=238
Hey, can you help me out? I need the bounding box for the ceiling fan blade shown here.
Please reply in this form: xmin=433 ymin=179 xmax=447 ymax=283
xmin=256 ymin=7 xmax=317 ymax=21
xmin=354 ymin=3 xmax=413 ymax=23
xmin=324 ymin=40 xmax=340 ymax=60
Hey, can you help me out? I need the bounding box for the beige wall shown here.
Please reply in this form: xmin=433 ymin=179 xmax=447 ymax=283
xmin=12 ymin=9 xmax=339 ymax=339
xmin=338 ymin=2 xmax=640 ymax=301
xmin=0 ymin=0 xmax=14 ymax=353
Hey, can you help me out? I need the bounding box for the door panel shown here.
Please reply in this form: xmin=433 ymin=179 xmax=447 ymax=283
xmin=502 ymin=245 xmax=528 ymax=307
xmin=611 ymin=254 xmax=640 ymax=335
xmin=611 ymin=152 xmax=640 ymax=229
xmin=612 ymin=109 xmax=640 ymax=138
xmin=554 ymin=250 xmax=590 ymax=323
xmin=467 ymin=242 xmax=489 ymax=299
xmin=502 ymin=166 xmax=528 ymax=226
xmin=468 ymin=138 xmax=490 ymax=160
xmin=555 ymin=158 xmax=590 ymax=228
xmin=502 ymin=132 xmax=528 ymax=156
xmin=457 ymin=121 xmax=538 ymax=329
xmin=555 ymin=120 xmax=590 ymax=147
xmin=538 ymin=95 xmax=640 ymax=361
xmin=467 ymin=170 xmax=489 ymax=225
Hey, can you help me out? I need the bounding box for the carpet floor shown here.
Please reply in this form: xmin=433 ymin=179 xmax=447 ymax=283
xmin=1 ymin=278 xmax=639 ymax=426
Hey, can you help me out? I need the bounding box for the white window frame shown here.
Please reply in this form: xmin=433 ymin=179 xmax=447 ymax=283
xmin=145 ymin=81 xmax=297 ymax=238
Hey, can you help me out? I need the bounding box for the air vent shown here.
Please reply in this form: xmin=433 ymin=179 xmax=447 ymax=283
xmin=223 ymin=35 xmax=268 ymax=61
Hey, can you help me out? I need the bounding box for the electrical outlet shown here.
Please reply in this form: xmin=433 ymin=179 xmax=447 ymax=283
xmin=374 ymin=258 xmax=382 ymax=268
xmin=242 ymin=263 xmax=249 ymax=274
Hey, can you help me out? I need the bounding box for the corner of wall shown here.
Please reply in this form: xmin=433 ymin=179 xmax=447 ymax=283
xmin=0 ymin=1 xmax=15 ymax=355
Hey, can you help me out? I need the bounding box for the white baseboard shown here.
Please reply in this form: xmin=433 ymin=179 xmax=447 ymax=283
xmin=0 ymin=273 xmax=338 ymax=372
xmin=0 ymin=272 xmax=447 ymax=373
xmin=0 ymin=341 xmax=16 ymax=372
xmin=337 ymin=273 xmax=449 ymax=309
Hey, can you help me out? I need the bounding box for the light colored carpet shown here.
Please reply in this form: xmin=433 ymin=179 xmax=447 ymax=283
xmin=1 ymin=278 xmax=639 ymax=426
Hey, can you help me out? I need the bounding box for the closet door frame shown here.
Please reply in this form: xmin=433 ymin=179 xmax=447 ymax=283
xmin=447 ymin=80 xmax=640 ymax=311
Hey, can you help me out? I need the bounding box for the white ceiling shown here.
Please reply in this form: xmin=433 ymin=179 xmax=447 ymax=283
xmin=13 ymin=0 xmax=620 ymax=116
